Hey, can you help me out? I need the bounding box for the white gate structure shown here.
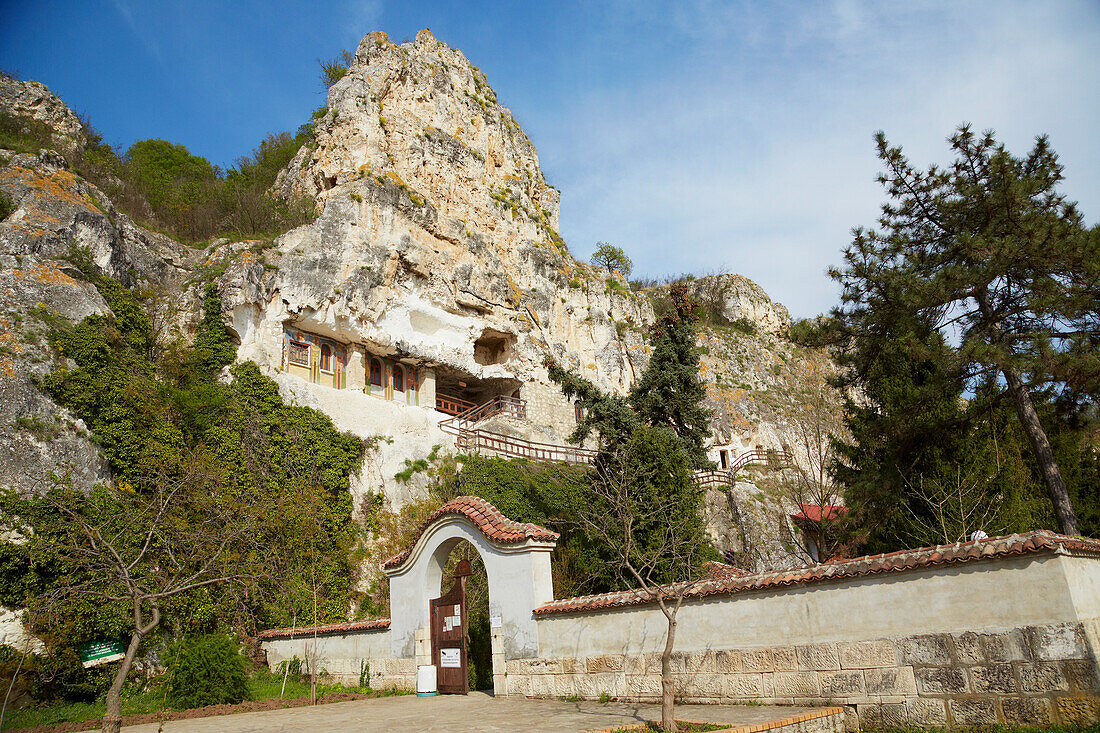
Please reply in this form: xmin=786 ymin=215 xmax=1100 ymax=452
xmin=382 ymin=496 xmax=558 ymax=663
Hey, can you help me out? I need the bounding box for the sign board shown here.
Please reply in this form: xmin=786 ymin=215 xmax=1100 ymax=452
xmin=440 ymin=648 xmax=461 ymax=668
xmin=79 ymin=639 xmax=125 ymax=669
xmin=490 ymin=616 xmax=502 ymax=629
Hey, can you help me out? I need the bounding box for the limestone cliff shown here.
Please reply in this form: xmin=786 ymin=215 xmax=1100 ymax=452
xmin=0 ymin=34 xmax=843 ymax=571
xmin=0 ymin=139 xmax=196 ymax=495
xmin=0 ymin=76 xmax=85 ymax=153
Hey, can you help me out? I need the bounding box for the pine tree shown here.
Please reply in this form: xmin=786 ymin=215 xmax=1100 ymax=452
xmin=629 ymin=282 xmax=713 ymax=467
xmin=831 ymin=126 xmax=1099 ymax=536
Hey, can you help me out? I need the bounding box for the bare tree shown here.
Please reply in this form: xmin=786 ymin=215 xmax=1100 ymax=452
xmin=900 ymin=468 xmax=1006 ymax=546
xmin=749 ymin=372 xmax=851 ymax=566
xmin=897 ymin=431 xmax=1025 ymax=546
xmin=581 ymin=439 xmax=711 ymax=733
xmin=3 ymin=464 xmax=271 ymax=733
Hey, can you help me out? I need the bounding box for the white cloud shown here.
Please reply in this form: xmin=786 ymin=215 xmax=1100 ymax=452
xmin=539 ymin=1 xmax=1100 ymax=318
xmin=344 ymin=0 xmax=384 ymax=46
xmin=109 ymin=0 xmax=164 ymax=64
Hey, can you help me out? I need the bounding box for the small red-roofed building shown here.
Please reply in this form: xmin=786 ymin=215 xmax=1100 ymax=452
xmin=789 ymin=503 xmax=848 ymax=562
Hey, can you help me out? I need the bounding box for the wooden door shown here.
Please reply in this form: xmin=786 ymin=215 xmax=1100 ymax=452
xmin=430 ymin=560 xmax=471 ymax=694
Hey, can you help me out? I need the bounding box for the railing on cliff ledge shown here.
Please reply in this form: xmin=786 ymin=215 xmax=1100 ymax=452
xmin=694 ymin=470 xmax=735 ymax=488
xmin=437 ymin=397 xmax=793 ymax=487
xmin=728 ymin=448 xmax=791 ymax=474
xmin=457 ymin=429 xmax=597 ymax=466
xmin=438 ymin=394 xmax=527 ymax=435
xmin=436 ymin=393 xmax=478 ymax=417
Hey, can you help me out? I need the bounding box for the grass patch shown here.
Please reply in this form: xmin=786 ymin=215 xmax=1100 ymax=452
xmin=3 ymin=670 xmax=410 ymax=730
xmin=3 ymin=688 xmax=166 ymax=730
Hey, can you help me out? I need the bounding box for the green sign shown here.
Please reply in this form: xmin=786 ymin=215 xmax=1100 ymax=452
xmin=79 ymin=639 xmax=125 ymax=668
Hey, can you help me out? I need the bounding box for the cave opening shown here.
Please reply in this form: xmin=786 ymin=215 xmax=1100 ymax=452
xmin=433 ymin=364 xmax=521 ymax=415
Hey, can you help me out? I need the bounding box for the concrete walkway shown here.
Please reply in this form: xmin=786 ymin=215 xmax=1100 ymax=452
xmin=121 ymin=693 xmax=819 ymax=732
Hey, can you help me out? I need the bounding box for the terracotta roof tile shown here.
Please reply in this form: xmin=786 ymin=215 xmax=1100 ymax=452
xmin=790 ymin=503 xmax=848 ymax=523
xmin=534 ymin=530 xmax=1100 ymax=617
xmin=382 ymin=496 xmax=559 ymax=569
xmin=258 ymin=618 xmax=390 ymax=640
xmin=704 ymin=560 xmax=751 ymax=579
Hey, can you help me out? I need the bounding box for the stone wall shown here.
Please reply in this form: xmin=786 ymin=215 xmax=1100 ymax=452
xmin=504 ymin=620 xmax=1100 ymax=728
xmin=511 ymin=551 xmax=1100 ymax=728
xmin=258 ymin=522 xmax=1099 ymax=729
xmin=756 ymin=708 xmax=844 ymax=733
xmin=261 ymin=627 xmax=415 ymax=690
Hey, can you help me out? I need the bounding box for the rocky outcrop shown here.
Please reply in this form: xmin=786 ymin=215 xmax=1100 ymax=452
xmin=713 ymin=273 xmax=791 ymax=334
xmin=0 ymin=33 xmax=843 ymax=571
xmin=0 ymin=76 xmax=85 ymax=153
xmin=0 ymin=146 xmax=196 ymax=494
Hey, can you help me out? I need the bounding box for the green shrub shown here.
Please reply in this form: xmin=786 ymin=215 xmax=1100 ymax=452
xmin=166 ymin=634 xmax=249 ymax=709
xmin=0 ymin=191 xmax=15 ymax=220
xmin=320 ymin=49 xmax=354 ymax=89
xmin=0 ymin=110 xmax=54 ymax=154
xmin=605 ymin=277 xmax=627 ymax=293
xmin=786 ymin=316 xmax=839 ymax=347
xmin=32 ymin=272 xmax=363 ymax=678
xmin=728 ymin=317 xmax=757 ymax=336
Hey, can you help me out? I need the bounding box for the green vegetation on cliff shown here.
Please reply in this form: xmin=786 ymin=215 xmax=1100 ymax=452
xmin=0 ymin=106 xmax=314 ymax=242
xmin=0 ymin=272 xmax=362 ymax=703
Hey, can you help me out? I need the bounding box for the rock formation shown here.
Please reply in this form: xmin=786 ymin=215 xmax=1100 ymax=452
xmin=0 ymin=33 xmax=845 ymax=572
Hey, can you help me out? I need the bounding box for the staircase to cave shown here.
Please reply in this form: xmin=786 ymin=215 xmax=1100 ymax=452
xmin=436 ymin=395 xmax=790 ymax=487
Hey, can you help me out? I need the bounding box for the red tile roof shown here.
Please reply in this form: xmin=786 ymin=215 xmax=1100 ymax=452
xmin=703 ymin=560 xmax=751 ymax=579
xmin=382 ymin=496 xmax=559 ymax=569
xmin=790 ymin=504 xmax=848 ymax=522
xmin=534 ymin=530 xmax=1100 ymax=617
xmin=258 ymin=618 xmax=390 ymax=640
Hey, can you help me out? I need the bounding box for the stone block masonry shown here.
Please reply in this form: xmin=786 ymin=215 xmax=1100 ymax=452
xmin=506 ymin=621 xmax=1100 ymax=728
xmin=595 ymin=707 xmax=845 ymax=733
xmin=515 ymin=535 xmax=1100 ymax=729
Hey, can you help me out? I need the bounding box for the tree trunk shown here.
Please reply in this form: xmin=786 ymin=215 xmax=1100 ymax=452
xmin=1003 ymin=367 xmax=1081 ymax=535
xmin=974 ymin=288 xmax=1080 ymax=536
xmin=103 ymin=599 xmax=160 ymax=733
xmin=661 ymin=612 xmax=677 ymax=733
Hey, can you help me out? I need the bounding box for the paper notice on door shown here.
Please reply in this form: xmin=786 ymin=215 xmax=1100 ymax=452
xmin=443 ymin=619 xmax=452 ymax=632
xmin=441 ymin=648 xmax=461 ymax=668
xmin=454 ymin=604 xmax=461 ymax=616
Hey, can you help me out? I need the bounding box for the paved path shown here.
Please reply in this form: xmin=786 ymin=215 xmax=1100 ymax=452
xmin=121 ymin=693 xmax=817 ymax=732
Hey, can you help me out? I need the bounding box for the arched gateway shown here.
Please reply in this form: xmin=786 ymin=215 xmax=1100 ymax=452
xmin=382 ymin=496 xmax=558 ymax=691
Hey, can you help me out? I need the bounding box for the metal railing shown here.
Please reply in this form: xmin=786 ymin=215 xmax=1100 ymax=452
xmin=728 ymin=448 xmax=791 ymax=474
xmin=459 ymin=430 xmax=597 ymax=466
xmin=436 ymin=393 xmax=478 ymax=417
xmin=438 ymin=397 xmax=791 ymax=485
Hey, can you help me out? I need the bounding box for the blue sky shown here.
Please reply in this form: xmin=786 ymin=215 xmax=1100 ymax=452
xmin=2 ymin=1 xmax=1098 ymax=318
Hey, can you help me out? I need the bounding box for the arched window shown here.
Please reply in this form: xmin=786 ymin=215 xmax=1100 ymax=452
xmin=320 ymin=343 xmax=333 ymax=372
xmin=392 ymin=364 xmax=405 ymax=393
xmin=370 ymin=358 xmax=383 ymax=387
